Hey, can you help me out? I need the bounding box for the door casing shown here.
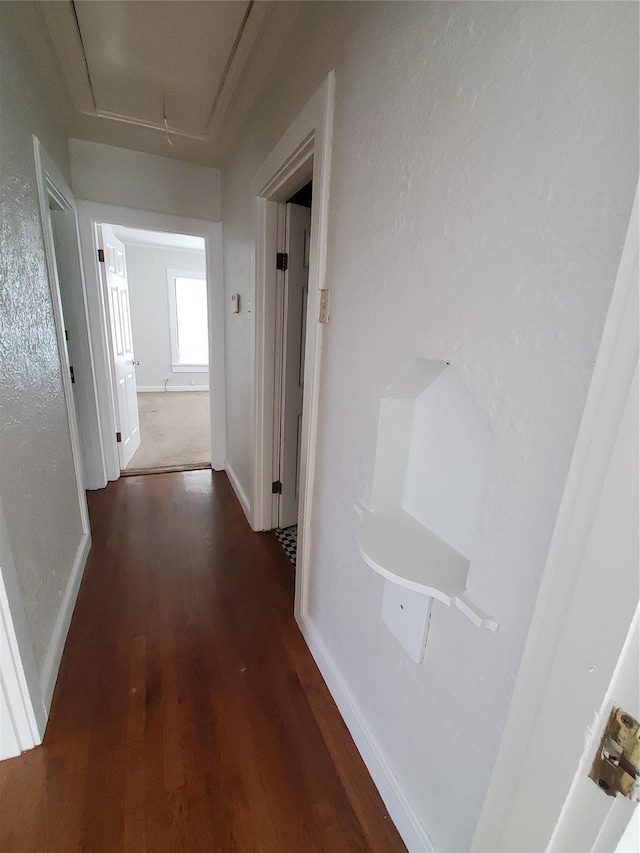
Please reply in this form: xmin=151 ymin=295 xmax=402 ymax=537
xmin=76 ymin=202 xmax=226 ymax=483
xmin=251 ymin=72 xmax=335 ymax=623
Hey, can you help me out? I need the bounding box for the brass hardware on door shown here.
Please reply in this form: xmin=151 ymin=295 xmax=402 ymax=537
xmin=589 ymin=707 xmax=640 ymax=799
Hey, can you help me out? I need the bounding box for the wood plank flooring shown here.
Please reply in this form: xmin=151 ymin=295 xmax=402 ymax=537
xmin=0 ymin=470 xmax=405 ymax=852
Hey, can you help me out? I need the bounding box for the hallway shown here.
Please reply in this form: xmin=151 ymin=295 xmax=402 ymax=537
xmin=0 ymin=471 xmax=404 ymax=852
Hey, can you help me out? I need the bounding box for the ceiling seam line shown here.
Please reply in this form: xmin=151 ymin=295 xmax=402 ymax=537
xmin=205 ymin=0 xmax=254 ymax=129
xmin=70 ymin=0 xmax=97 ymax=110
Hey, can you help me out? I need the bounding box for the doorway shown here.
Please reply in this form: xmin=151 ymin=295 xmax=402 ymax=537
xmin=97 ymin=224 xmax=212 ymax=475
xmin=49 ymin=197 xmax=83 ymax=438
xmin=273 ymin=182 xmax=313 ymax=564
xmin=250 ymin=72 xmax=335 ymax=621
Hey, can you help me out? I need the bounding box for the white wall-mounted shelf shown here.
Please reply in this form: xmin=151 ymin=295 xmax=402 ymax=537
xmin=355 ymin=503 xmax=468 ymax=601
xmin=356 ymin=359 xmax=498 ymax=658
xmin=355 ymin=503 xmax=498 ymax=633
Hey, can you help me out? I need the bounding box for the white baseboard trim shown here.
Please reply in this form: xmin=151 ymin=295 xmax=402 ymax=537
xmin=298 ymin=613 xmax=436 ymax=853
xmin=0 ymin=574 xmax=41 ymax=757
xmin=138 ymin=385 xmax=209 ymax=392
xmin=40 ymin=532 xmax=91 ymax=712
xmin=225 ymin=462 xmax=251 ymax=523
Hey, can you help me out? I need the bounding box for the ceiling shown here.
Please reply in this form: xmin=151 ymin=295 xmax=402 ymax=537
xmin=39 ymin=0 xmax=278 ymax=166
xmin=110 ymin=226 xmax=205 ymax=253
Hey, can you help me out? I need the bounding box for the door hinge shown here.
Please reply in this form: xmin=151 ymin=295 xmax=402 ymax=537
xmin=276 ymin=252 xmax=288 ymax=272
xmin=69 ymin=365 xmax=75 ymax=384
xmin=97 ymin=248 xmax=105 ymax=263
xmin=116 ymin=432 xmax=122 ymax=443
xmin=65 ymin=329 xmax=69 ymax=341
xmin=319 ymin=289 xmax=330 ymax=324
xmin=589 ymin=707 xmax=640 ymax=799
xmin=272 ymin=480 xmax=282 ymax=495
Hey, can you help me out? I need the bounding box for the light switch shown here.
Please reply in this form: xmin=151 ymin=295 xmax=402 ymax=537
xmin=231 ymin=293 xmax=240 ymax=313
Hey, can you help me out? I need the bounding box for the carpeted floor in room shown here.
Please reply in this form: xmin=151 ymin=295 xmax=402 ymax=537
xmin=124 ymin=391 xmax=211 ymax=473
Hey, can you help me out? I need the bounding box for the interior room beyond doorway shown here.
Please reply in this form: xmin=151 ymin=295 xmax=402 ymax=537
xmin=273 ymin=180 xmax=313 ymax=565
xmin=99 ymin=224 xmax=211 ymax=475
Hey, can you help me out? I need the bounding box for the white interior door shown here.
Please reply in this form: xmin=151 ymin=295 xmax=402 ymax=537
xmin=472 ymin=190 xmax=639 ymax=853
xmin=278 ymin=202 xmax=312 ymax=529
xmin=553 ymin=615 xmax=639 ymax=852
xmin=99 ymin=225 xmax=140 ymax=469
xmin=548 ymin=365 xmax=639 ymax=853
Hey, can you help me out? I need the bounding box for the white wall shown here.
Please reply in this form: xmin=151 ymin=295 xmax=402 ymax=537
xmin=222 ymin=3 xmax=638 ymax=850
xmin=124 ymin=243 xmax=208 ymax=390
xmin=0 ymin=4 xmax=85 ymax=688
xmin=69 ymin=138 xmax=221 ymax=221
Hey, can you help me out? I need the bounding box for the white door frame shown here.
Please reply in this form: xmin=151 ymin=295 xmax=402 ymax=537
xmin=472 ymin=186 xmax=639 ymax=851
xmin=33 ymin=137 xmax=91 ymax=537
xmin=251 ymin=72 xmax=335 ymax=620
xmin=11 ymin=137 xmax=93 ymax=749
xmin=76 ymin=202 xmax=226 ymax=481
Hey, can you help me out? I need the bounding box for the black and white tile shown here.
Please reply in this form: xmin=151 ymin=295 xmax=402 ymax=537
xmin=275 ymin=525 xmax=297 ymax=565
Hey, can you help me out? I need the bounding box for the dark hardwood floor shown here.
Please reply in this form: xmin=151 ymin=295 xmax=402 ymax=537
xmin=0 ymin=470 xmax=405 ymax=852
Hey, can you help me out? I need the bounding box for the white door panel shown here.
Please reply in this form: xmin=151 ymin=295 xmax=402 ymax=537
xmin=548 ymin=366 xmax=639 ymax=853
xmin=99 ymin=224 xmax=140 ymax=469
xmin=278 ymin=202 xmax=311 ymax=529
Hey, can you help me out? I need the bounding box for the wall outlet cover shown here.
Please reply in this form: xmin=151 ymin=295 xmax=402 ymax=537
xmin=381 ymin=580 xmax=432 ymax=663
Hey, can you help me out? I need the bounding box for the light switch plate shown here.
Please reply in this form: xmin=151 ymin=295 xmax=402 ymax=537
xmin=381 ymin=580 xmax=432 ymax=663
xmin=231 ymin=293 xmax=240 ymax=313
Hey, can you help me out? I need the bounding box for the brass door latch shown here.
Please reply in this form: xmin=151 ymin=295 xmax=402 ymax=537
xmin=589 ymin=707 xmax=640 ymax=799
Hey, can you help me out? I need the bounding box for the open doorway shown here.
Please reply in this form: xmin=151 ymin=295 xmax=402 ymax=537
xmin=250 ymin=73 xmax=334 ymax=621
xmin=49 ymin=197 xmax=84 ymax=442
xmin=97 ymin=224 xmax=211 ymax=475
xmin=273 ymin=181 xmax=313 ymax=565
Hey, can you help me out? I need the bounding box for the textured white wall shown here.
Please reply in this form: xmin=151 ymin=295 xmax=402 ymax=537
xmin=69 ymin=139 xmax=222 ymax=221
xmin=125 ymin=243 xmax=208 ymax=389
xmin=222 ymin=3 xmax=638 ymax=849
xmin=0 ymin=6 xmax=85 ymax=675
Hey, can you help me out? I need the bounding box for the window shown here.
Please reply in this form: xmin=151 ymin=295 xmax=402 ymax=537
xmin=167 ymin=271 xmax=209 ymax=372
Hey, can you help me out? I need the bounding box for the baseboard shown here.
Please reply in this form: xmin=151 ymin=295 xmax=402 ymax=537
xmin=40 ymin=532 xmax=91 ymax=712
xmin=298 ymin=613 xmax=436 ymax=853
xmin=0 ymin=574 xmax=41 ymax=757
xmin=225 ymin=462 xmax=251 ymax=523
xmin=137 ymin=385 xmax=209 ymax=392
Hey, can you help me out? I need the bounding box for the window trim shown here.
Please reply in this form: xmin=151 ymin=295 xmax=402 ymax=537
xmin=166 ymin=269 xmax=209 ymax=371
xmin=171 ymin=363 xmax=209 ymax=374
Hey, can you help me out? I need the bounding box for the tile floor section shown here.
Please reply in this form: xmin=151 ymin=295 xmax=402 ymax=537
xmin=275 ymin=525 xmax=297 ymax=565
